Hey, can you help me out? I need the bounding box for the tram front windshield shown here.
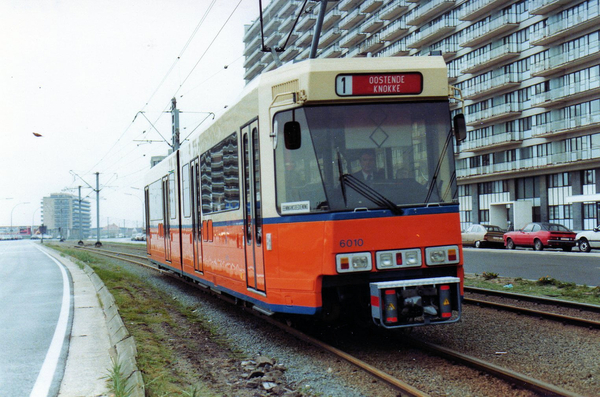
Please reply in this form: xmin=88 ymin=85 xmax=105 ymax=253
xmin=274 ymin=102 xmax=457 ymax=215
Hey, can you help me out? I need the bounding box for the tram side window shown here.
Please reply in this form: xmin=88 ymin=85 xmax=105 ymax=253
xmin=148 ymin=180 xmax=163 ymax=221
xmin=182 ymin=163 xmax=190 ymax=218
xmin=201 ymin=132 xmax=240 ymax=214
xmin=169 ymin=171 xmax=177 ymax=219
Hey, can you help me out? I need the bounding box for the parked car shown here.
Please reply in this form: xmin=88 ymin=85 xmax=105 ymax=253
xmin=461 ymin=224 xmax=505 ymax=248
xmin=131 ymin=233 xmax=146 ymax=241
xmin=503 ymin=222 xmax=577 ymax=251
xmin=576 ymin=226 xmax=600 ymax=252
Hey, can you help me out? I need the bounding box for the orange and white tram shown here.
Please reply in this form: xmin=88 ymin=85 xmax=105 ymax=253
xmin=145 ymin=56 xmax=466 ymax=329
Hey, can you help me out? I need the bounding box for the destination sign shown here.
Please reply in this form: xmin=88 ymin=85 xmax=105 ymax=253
xmin=335 ymin=73 xmax=423 ymax=96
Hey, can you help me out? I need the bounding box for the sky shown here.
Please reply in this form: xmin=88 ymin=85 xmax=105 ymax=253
xmin=0 ymin=0 xmax=264 ymax=230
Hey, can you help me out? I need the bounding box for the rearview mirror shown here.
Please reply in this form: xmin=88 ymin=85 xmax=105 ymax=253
xmin=453 ymin=113 xmax=467 ymax=143
xmin=284 ymin=121 xmax=301 ymax=150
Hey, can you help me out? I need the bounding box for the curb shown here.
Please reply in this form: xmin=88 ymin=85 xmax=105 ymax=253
xmin=82 ymin=264 xmax=145 ymax=397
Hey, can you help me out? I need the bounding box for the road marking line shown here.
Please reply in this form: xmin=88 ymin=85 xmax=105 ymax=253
xmin=29 ymin=247 xmax=72 ymax=397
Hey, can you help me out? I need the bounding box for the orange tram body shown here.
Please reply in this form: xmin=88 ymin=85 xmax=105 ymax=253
xmin=145 ymin=57 xmax=466 ymax=329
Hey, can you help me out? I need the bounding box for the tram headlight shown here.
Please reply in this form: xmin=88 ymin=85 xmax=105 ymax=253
xmin=336 ymin=252 xmax=372 ymax=273
xmin=376 ymin=249 xmax=422 ymax=269
xmin=425 ymin=245 xmax=460 ymax=266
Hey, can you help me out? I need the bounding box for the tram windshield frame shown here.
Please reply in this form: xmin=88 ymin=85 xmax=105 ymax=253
xmin=273 ymin=101 xmax=457 ymax=215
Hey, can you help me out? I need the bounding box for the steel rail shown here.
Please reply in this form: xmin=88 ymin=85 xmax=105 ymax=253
xmin=465 ymin=286 xmax=600 ymax=314
xmin=464 ymin=297 xmax=600 ymax=329
xmin=407 ymin=337 xmax=584 ymax=397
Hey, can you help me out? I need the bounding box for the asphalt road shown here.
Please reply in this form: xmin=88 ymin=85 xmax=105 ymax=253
xmin=463 ymin=246 xmax=600 ymax=286
xmin=0 ymin=240 xmax=72 ymax=397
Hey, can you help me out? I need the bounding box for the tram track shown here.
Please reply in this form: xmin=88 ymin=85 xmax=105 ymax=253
xmin=71 ymin=244 xmax=587 ymax=397
xmin=464 ymin=286 xmax=600 ymax=329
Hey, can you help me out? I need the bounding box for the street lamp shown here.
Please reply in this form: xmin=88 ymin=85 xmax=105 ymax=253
xmin=11 ymin=202 xmax=30 ymax=238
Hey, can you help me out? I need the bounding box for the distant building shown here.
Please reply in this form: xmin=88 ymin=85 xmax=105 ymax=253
xmin=42 ymin=193 xmax=91 ymax=239
xmin=244 ymin=0 xmax=600 ymax=231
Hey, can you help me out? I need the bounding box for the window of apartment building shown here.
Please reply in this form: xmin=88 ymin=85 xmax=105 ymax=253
xmin=519 ymin=146 xmax=533 ymax=160
xmin=494 ymin=149 xmax=516 ymax=164
xmin=479 ymin=209 xmax=489 ymax=222
xmin=548 ymin=172 xmax=570 ymax=188
xmin=461 ymin=210 xmax=472 ymax=224
xmin=481 ymin=153 xmax=490 ymax=166
xmin=534 ymin=112 xmax=551 ymax=126
xmin=583 ymin=203 xmax=597 ymax=229
xmin=583 ymin=169 xmax=596 ymax=185
xmin=516 ymin=176 xmax=540 ymax=199
xmin=478 ymin=181 xmax=508 ymax=194
xmin=536 ymin=142 xmax=551 ymax=157
xmin=459 ymin=185 xmax=471 ymax=196
xmin=532 ymin=81 xmax=550 ymax=95
xmin=549 ymin=205 xmax=573 ymax=223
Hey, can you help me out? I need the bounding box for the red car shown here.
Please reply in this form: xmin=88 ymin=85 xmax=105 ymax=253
xmin=503 ymin=222 xmax=577 ymax=251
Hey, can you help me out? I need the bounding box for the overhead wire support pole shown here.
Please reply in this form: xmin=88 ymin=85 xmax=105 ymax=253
xmin=310 ymin=0 xmax=329 ymax=59
xmin=171 ymin=98 xmax=180 ymax=151
xmin=95 ymin=172 xmax=102 ymax=248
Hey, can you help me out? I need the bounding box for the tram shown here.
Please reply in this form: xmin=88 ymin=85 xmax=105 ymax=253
xmin=145 ymin=56 xmax=467 ymax=328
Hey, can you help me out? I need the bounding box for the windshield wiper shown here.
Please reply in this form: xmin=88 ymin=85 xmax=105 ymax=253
xmin=425 ymin=127 xmax=453 ymax=203
xmin=337 ymin=150 xmax=348 ymax=206
xmin=342 ymin=174 xmax=403 ymax=215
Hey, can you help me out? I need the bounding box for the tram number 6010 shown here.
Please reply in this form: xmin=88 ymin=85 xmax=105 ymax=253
xmin=339 ymin=239 xmax=364 ymax=248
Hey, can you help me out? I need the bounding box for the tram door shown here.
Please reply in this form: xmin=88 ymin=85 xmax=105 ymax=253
xmin=162 ymin=175 xmax=171 ymax=262
xmin=191 ymin=158 xmax=203 ymax=273
xmin=242 ymin=121 xmax=266 ymax=292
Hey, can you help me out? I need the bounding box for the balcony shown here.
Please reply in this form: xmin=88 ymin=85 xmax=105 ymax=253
xmin=380 ymin=0 xmax=410 ymax=20
xmin=377 ymin=39 xmax=409 ymax=57
xmin=463 ymin=73 xmax=521 ymax=100
xmin=279 ymin=13 xmax=297 ymax=34
xmin=339 ymin=9 xmax=367 ymax=30
xmin=360 ymin=0 xmax=384 ymax=14
xmin=339 ymin=0 xmax=363 ymax=12
xmin=244 ymin=62 xmax=266 ymax=82
xmin=407 ymin=17 xmax=457 ymax=48
xmin=361 ymin=16 xmax=384 ymax=34
xmin=279 ymin=0 xmax=301 ymax=18
xmin=461 ymin=43 xmax=520 ymax=74
xmin=339 ymin=27 xmax=367 ymax=48
xmin=530 ymin=4 xmax=600 ymax=46
xmin=359 ymin=34 xmax=385 ymax=53
xmin=243 ymin=21 xmax=261 ymax=42
xmin=323 ymin=9 xmax=342 ymax=30
xmin=281 ymin=45 xmax=301 ymax=62
xmin=461 ymin=14 xmax=519 ymax=48
xmin=407 ymin=0 xmax=456 ymax=25
xmin=529 ymin=0 xmax=574 ymax=15
xmin=318 ymin=28 xmax=342 ymax=48
xmin=321 ymin=44 xmax=345 ymax=58
xmin=263 ymin=17 xmax=283 ymax=36
xmin=466 ymin=102 xmax=522 ymax=126
xmin=297 ymin=13 xmax=317 ymax=32
xmin=461 ymin=131 xmax=523 ymax=152
xmin=264 ymin=33 xmax=283 ymax=50
xmin=296 ymin=29 xmax=314 ymax=46
xmin=243 ymin=49 xmax=263 ymax=68
xmin=532 ymin=111 xmax=600 ymax=138
xmin=459 ymin=0 xmax=507 ymax=21
xmin=531 ymin=39 xmax=600 ymax=77
xmin=244 ymin=34 xmax=261 ymax=56
xmin=379 ymin=18 xmax=409 ymax=42
xmin=531 ymin=76 xmax=600 ymax=109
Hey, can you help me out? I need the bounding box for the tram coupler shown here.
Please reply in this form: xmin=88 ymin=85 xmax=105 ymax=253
xmin=370 ymin=277 xmax=461 ymax=329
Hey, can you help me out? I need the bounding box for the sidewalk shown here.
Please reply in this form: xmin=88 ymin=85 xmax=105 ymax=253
xmin=40 ymin=246 xmax=143 ymax=397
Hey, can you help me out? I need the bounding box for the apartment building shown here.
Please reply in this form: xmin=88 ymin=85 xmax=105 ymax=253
xmin=243 ymin=0 xmax=600 ymax=231
xmin=42 ymin=193 xmax=91 ymax=239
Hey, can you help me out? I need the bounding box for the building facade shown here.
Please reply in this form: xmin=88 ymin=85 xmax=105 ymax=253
xmin=42 ymin=193 xmax=91 ymax=239
xmin=243 ymin=0 xmax=600 ymax=231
